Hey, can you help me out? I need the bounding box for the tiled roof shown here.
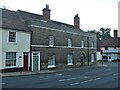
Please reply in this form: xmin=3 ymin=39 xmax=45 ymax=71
xmin=18 ymin=10 xmax=96 ymax=38
xmin=0 ymin=8 xmax=30 ymax=32
xmin=97 ymin=37 xmax=120 ymax=51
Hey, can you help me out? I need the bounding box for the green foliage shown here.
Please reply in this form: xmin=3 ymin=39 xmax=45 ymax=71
xmin=88 ymin=27 xmax=112 ymax=40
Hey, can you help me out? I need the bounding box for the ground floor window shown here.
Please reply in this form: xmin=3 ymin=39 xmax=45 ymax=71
xmin=91 ymin=54 xmax=94 ymax=62
xmin=48 ymin=55 xmax=55 ymax=68
xmin=6 ymin=52 xmax=16 ymax=66
xmin=67 ymin=54 xmax=73 ymax=65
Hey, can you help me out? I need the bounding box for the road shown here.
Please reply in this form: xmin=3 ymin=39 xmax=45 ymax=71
xmin=1 ymin=62 xmax=119 ymax=88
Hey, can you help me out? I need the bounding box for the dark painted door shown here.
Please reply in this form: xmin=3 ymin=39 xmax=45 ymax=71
xmin=24 ymin=52 xmax=28 ymax=71
xmin=33 ymin=53 xmax=39 ymax=71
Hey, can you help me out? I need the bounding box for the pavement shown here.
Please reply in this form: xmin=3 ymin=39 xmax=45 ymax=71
xmin=1 ymin=62 xmax=105 ymax=78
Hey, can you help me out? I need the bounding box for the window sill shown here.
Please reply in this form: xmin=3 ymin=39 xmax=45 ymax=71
xmin=7 ymin=42 xmax=17 ymax=45
xmin=48 ymin=65 xmax=56 ymax=68
xmin=67 ymin=63 xmax=73 ymax=65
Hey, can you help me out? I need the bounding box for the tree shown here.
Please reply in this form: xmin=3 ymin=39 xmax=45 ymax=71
xmin=88 ymin=27 xmax=112 ymax=40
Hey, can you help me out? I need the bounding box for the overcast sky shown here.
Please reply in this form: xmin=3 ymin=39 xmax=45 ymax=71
xmin=0 ymin=0 xmax=119 ymax=36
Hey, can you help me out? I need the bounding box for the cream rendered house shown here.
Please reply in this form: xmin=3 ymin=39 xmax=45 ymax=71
xmin=0 ymin=8 xmax=31 ymax=72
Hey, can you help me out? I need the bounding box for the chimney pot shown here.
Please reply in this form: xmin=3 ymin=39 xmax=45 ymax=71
xmin=114 ymin=30 xmax=118 ymax=38
xmin=43 ymin=4 xmax=51 ymax=20
xmin=74 ymin=14 xmax=80 ymax=29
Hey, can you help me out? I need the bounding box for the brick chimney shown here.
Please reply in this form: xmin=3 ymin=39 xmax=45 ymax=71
xmin=114 ymin=30 xmax=118 ymax=38
xmin=43 ymin=4 xmax=51 ymax=20
xmin=74 ymin=14 xmax=80 ymax=29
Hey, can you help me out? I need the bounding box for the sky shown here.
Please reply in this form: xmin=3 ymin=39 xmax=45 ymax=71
xmin=0 ymin=0 xmax=119 ymax=36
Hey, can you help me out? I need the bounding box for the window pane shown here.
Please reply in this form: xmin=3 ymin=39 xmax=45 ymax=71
xmin=9 ymin=32 xmax=16 ymax=42
xmin=67 ymin=54 xmax=73 ymax=65
xmin=81 ymin=40 xmax=84 ymax=48
xmin=49 ymin=36 xmax=54 ymax=46
xmin=68 ymin=39 xmax=72 ymax=47
xmin=48 ymin=55 xmax=55 ymax=66
xmin=6 ymin=52 xmax=16 ymax=66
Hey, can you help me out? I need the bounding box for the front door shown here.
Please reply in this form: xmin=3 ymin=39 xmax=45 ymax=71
xmin=23 ymin=52 xmax=28 ymax=71
xmin=81 ymin=53 xmax=85 ymax=66
xmin=33 ymin=53 xmax=39 ymax=71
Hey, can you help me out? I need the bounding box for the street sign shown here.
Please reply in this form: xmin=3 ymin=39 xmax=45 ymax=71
xmin=100 ymin=47 xmax=105 ymax=51
xmin=100 ymin=47 xmax=105 ymax=55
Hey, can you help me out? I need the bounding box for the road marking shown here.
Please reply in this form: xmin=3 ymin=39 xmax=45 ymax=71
xmin=39 ymin=73 xmax=63 ymax=80
xmin=70 ymin=82 xmax=79 ymax=85
xmin=105 ymin=69 xmax=112 ymax=71
xmin=58 ymin=76 xmax=89 ymax=82
xmin=70 ymin=78 xmax=101 ymax=86
xmin=56 ymin=73 xmax=62 ymax=76
xmin=0 ymin=83 xmax=5 ymax=85
xmin=113 ymin=74 xmax=117 ymax=76
xmin=81 ymin=78 xmax=101 ymax=84
xmin=113 ymin=77 xmax=117 ymax=79
xmin=67 ymin=69 xmax=72 ymax=70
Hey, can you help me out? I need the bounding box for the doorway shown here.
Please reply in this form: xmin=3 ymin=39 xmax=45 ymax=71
xmin=32 ymin=52 xmax=40 ymax=71
xmin=81 ymin=53 xmax=85 ymax=66
xmin=23 ymin=52 xmax=28 ymax=71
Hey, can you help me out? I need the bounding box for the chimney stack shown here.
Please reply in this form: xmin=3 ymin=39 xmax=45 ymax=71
xmin=74 ymin=14 xmax=80 ymax=29
xmin=114 ymin=30 xmax=118 ymax=38
xmin=43 ymin=4 xmax=51 ymax=20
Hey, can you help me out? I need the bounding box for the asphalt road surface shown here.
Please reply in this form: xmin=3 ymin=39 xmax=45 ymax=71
xmin=1 ymin=62 xmax=119 ymax=88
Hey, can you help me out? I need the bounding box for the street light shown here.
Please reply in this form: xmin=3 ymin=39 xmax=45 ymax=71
xmin=100 ymin=47 xmax=105 ymax=66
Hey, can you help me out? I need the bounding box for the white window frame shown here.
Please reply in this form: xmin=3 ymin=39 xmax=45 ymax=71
xmin=8 ymin=31 xmax=17 ymax=43
xmin=91 ymin=54 xmax=94 ymax=62
xmin=91 ymin=42 xmax=94 ymax=48
xmin=81 ymin=40 xmax=84 ymax=48
xmin=32 ymin=52 xmax=40 ymax=71
xmin=67 ymin=54 xmax=73 ymax=65
xmin=48 ymin=55 xmax=56 ymax=68
xmin=5 ymin=52 xmax=17 ymax=67
xmin=68 ymin=38 xmax=72 ymax=47
xmin=49 ymin=36 xmax=54 ymax=47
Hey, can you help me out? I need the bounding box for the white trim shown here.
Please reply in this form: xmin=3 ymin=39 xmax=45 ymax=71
xmin=28 ymin=52 xmax=30 ymax=69
xmin=67 ymin=63 xmax=73 ymax=65
xmin=28 ymin=25 xmax=96 ymax=38
xmin=48 ymin=65 xmax=56 ymax=68
xmin=68 ymin=38 xmax=72 ymax=47
xmin=32 ymin=52 xmax=40 ymax=71
xmin=5 ymin=52 xmax=18 ymax=68
xmin=48 ymin=55 xmax=56 ymax=68
xmin=16 ymin=52 xmax=18 ymax=67
xmin=67 ymin=54 xmax=73 ymax=65
xmin=7 ymin=31 xmax=17 ymax=44
xmin=31 ymin=45 xmax=97 ymax=50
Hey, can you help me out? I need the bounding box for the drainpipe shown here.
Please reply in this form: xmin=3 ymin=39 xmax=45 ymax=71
xmin=87 ymin=37 xmax=89 ymax=66
xmin=30 ymin=30 xmax=33 ymax=71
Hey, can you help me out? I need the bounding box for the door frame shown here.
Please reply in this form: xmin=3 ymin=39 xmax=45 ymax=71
xmin=32 ymin=51 xmax=40 ymax=71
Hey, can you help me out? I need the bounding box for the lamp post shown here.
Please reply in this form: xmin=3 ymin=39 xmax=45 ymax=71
xmin=100 ymin=47 xmax=105 ymax=66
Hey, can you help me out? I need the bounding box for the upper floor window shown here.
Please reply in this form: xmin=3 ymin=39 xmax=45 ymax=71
xmin=8 ymin=31 xmax=16 ymax=42
xmin=68 ymin=38 xmax=72 ymax=47
xmin=49 ymin=36 xmax=54 ymax=46
xmin=81 ymin=40 xmax=84 ymax=48
xmin=91 ymin=42 xmax=94 ymax=48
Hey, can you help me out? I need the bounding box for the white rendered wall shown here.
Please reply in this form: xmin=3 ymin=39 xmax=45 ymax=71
xmin=0 ymin=28 xmax=2 ymax=69
xmin=1 ymin=29 xmax=30 ymax=69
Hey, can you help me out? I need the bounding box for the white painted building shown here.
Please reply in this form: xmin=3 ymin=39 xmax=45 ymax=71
xmin=97 ymin=47 xmax=120 ymax=61
xmin=97 ymin=30 xmax=120 ymax=62
xmin=0 ymin=8 xmax=31 ymax=72
xmin=0 ymin=28 xmax=31 ymax=70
